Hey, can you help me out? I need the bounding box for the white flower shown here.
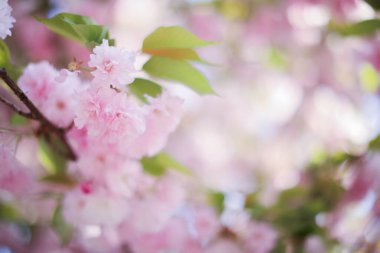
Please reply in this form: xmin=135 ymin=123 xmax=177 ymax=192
xmin=0 ymin=0 xmax=15 ymax=39
xmin=88 ymin=39 xmax=137 ymax=88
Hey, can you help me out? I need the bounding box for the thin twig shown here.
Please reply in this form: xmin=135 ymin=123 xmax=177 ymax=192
xmin=0 ymin=96 xmax=35 ymax=119
xmin=0 ymin=68 xmax=77 ymax=161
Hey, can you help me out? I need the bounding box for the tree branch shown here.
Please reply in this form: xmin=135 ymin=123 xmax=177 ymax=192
xmin=0 ymin=68 xmax=77 ymax=161
xmin=0 ymin=96 xmax=36 ymax=119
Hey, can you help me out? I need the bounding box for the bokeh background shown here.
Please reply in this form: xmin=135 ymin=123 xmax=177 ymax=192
xmin=3 ymin=0 xmax=380 ymax=252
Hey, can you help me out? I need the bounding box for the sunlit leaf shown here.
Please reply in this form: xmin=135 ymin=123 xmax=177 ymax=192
xmin=143 ymin=56 xmax=215 ymax=94
xmin=10 ymin=113 xmax=28 ymax=126
xmin=35 ymin=13 xmax=112 ymax=48
xmin=143 ymin=26 xmax=214 ymax=50
xmin=331 ymin=19 xmax=380 ymax=36
xmin=369 ymin=133 xmax=380 ymax=150
xmin=128 ymin=78 xmax=162 ymax=102
xmin=141 ymin=152 xmax=192 ymax=176
xmin=38 ymin=137 xmax=67 ymax=174
xmin=143 ymin=48 xmax=203 ymax=61
xmin=52 ymin=204 xmax=72 ymax=245
xmin=0 ymin=203 xmax=21 ymax=221
xmin=207 ymin=191 xmax=225 ymax=213
xmin=40 ymin=173 xmax=77 ymax=186
xmin=360 ymin=63 xmax=379 ymax=92
xmin=0 ymin=40 xmax=10 ymax=67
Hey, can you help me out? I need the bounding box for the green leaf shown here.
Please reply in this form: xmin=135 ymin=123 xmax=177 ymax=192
xmin=35 ymin=13 xmax=111 ymax=48
xmin=143 ymin=56 xmax=214 ymax=94
xmin=360 ymin=63 xmax=380 ymax=92
xmin=0 ymin=203 xmax=21 ymax=221
xmin=141 ymin=152 xmax=192 ymax=176
xmin=10 ymin=113 xmax=28 ymax=126
xmin=207 ymin=191 xmax=225 ymax=213
xmin=128 ymin=78 xmax=163 ymax=102
xmin=365 ymin=0 xmax=380 ymax=10
xmin=40 ymin=173 xmax=77 ymax=186
xmin=369 ymin=133 xmax=380 ymax=150
xmin=0 ymin=40 xmax=10 ymax=67
xmin=38 ymin=137 xmax=67 ymax=174
xmin=331 ymin=19 xmax=380 ymax=36
xmin=143 ymin=48 xmax=204 ymax=61
xmin=143 ymin=26 xmax=214 ymax=50
xmin=52 ymin=204 xmax=72 ymax=245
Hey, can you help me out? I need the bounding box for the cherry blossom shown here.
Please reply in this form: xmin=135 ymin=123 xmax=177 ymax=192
xmin=88 ymin=39 xmax=137 ymax=88
xmin=0 ymin=0 xmax=15 ymax=39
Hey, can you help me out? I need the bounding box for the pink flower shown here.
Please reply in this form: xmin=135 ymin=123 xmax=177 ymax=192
xmin=43 ymin=72 xmax=80 ymax=127
xmin=0 ymin=0 xmax=15 ymax=39
xmin=74 ymin=84 xmax=145 ymax=143
xmin=88 ymin=39 xmax=137 ymax=88
xmin=18 ymin=61 xmax=58 ymax=108
xmin=63 ymin=189 xmax=128 ymax=227
xmin=243 ymin=222 xmax=278 ymax=253
xmin=19 ymin=63 xmax=80 ymax=127
xmin=0 ymin=145 xmax=34 ymax=197
xmin=128 ymin=92 xmax=183 ymax=158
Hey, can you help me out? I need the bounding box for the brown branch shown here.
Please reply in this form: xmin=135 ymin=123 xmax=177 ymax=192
xmin=0 ymin=68 xmax=77 ymax=161
xmin=0 ymin=96 xmax=36 ymax=119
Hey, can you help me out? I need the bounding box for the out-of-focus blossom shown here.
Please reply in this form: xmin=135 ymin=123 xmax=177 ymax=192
xmin=0 ymin=0 xmax=15 ymax=39
xmin=63 ymin=189 xmax=128 ymax=227
xmin=18 ymin=63 xmax=80 ymax=127
xmin=128 ymin=92 xmax=183 ymax=158
xmin=0 ymin=145 xmax=34 ymax=197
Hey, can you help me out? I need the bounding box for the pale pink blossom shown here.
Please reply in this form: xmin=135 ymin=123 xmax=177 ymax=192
xmin=126 ymin=173 xmax=187 ymax=233
xmin=19 ymin=63 xmax=80 ymax=127
xmin=63 ymin=189 xmax=128 ymax=227
xmin=18 ymin=61 xmax=58 ymax=107
xmin=88 ymin=39 xmax=137 ymax=88
xmin=243 ymin=222 xmax=278 ymax=253
xmin=0 ymin=145 xmax=34 ymax=197
xmin=74 ymin=141 xmax=127 ymax=180
xmin=0 ymin=0 xmax=15 ymax=39
xmin=105 ymin=160 xmax=144 ymax=198
xmin=206 ymin=239 xmax=243 ymax=253
xmin=43 ymin=72 xmax=80 ymax=127
xmin=128 ymin=92 xmax=183 ymax=158
xmin=74 ymin=84 xmax=145 ymax=143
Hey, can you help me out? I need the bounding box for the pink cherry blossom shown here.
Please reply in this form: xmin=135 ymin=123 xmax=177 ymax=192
xmin=74 ymin=84 xmax=145 ymax=143
xmin=88 ymin=39 xmax=137 ymax=88
xmin=0 ymin=0 xmax=15 ymax=39
xmin=18 ymin=61 xmax=58 ymax=108
xmin=243 ymin=222 xmax=278 ymax=253
xmin=0 ymin=145 xmax=34 ymax=197
xmin=128 ymin=92 xmax=183 ymax=158
xmin=63 ymin=189 xmax=128 ymax=227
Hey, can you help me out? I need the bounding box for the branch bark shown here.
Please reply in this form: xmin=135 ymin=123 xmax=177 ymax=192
xmin=0 ymin=68 xmax=77 ymax=161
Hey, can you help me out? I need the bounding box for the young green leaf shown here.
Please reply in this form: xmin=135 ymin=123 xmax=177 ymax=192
xmin=331 ymin=19 xmax=380 ymax=36
xmin=365 ymin=0 xmax=380 ymax=10
xmin=141 ymin=152 xmax=192 ymax=176
xmin=10 ymin=113 xmax=28 ymax=126
xmin=143 ymin=26 xmax=214 ymax=50
xmin=38 ymin=137 xmax=67 ymax=174
xmin=369 ymin=133 xmax=380 ymax=150
xmin=52 ymin=204 xmax=73 ymax=245
xmin=0 ymin=40 xmax=10 ymax=67
xmin=143 ymin=56 xmax=215 ymax=94
xmin=35 ymin=13 xmax=111 ymax=48
xmin=128 ymin=78 xmax=162 ymax=102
